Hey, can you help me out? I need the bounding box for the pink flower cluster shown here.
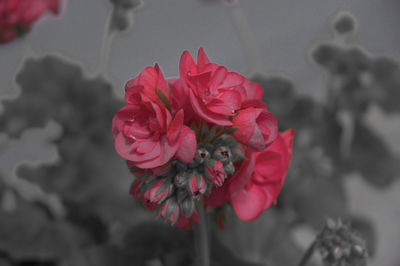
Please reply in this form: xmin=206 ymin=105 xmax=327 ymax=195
xmin=112 ymin=48 xmax=294 ymax=229
xmin=0 ymin=0 xmax=60 ymax=43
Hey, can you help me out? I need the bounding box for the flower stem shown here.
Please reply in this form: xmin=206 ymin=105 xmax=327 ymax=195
xmin=98 ymin=5 xmax=114 ymax=77
xmin=210 ymin=127 xmax=228 ymax=143
xmin=198 ymin=119 xmax=204 ymax=142
xmin=194 ymin=198 xmax=210 ymax=266
xmin=224 ymin=2 xmax=265 ymax=76
xmin=298 ymin=241 xmax=317 ymax=266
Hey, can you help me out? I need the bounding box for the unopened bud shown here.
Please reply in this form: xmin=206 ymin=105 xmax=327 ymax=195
xmin=159 ymin=197 xmax=179 ymax=225
xmin=174 ymin=172 xmax=188 ymax=188
xmin=180 ymin=197 xmax=195 ymax=217
xmin=187 ymin=170 xmax=207 ymax=198
xmin=224 ymin=162 xmax=235 ymax=174
xmin=213 ymin=146 xmax=232 ymax=163
xmin=144 ymin=179 xmax=173 ymax=204
xmin=205 ymin=159 xmax=226 ymax=187
xmin=195 ymin=148 xmax=210 ymax=164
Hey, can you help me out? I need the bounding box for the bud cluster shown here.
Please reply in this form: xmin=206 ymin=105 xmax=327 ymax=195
xmin=316 ymin=219 xmax=368 ymax=266
xmin=129 ymin=133 xmax=245 ymax=225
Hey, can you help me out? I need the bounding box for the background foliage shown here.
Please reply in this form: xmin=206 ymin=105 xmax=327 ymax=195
xmin=0 ymin=2 xmax=399 ymax=266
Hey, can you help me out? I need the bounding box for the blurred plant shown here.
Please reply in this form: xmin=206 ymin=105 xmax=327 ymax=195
xmin=0 ymin=5 xmax=397 ymax=266
xmin=0 ymin=0 xmax=61 ymax=44
xmin=99 ymin=0 xmax=144 ymax=76
xmin=298 ymin=219 xmax=368 ymax=266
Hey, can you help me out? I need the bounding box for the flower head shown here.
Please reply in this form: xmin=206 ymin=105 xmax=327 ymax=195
xmin=113 ymin=48 xmax=293 ymax=229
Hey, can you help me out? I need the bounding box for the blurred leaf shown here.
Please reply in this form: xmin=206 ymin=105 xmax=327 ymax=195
xmin=210 ymin=235 xmax=262 ymax=266
xmin=0 ymin=201 xmax=89 ymax=263
xmin=0 ymin=56 xmax=149 ymax=229
xmin=61 ymin=245 xmax=133 ymax=266
xmin=318 ymin=118 xmax=399 ymax=187
xmin=123 ymin=222 xmax=192 ymax=266
xmin=286 ymin=176 xmax=347 ymax=229
xmin=350 ymin=216 xmax=376 ymax=256
xmin=214 ymin=209 xmax=302 ymax=266
xmin=371 ymin=57 xmax=400 ymax=114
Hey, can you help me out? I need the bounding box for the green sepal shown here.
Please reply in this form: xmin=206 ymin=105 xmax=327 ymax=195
xmin=157 ymin=87 xmax=171 ymax=111
xmin=232 ymin=145 xmax=247 ymax=162
xmin=130 ymin=178 xmax=144 ymax=194
xmin=154 ymin=178 xmax=173 ymax=201
xmin=225 ymin=127 xmax=238 ymax=135
xmin=176 ymin=188 xmax=188 ymax=203
xmin=180 ymin=197 xmax=195 ymax=217
xmin=165 ymin=196 xmax=178 ymax=219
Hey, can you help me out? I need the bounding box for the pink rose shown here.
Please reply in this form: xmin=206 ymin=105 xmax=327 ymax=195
xmin=0 ymin=0 xmax=60 ymax=43
xmin=229 ymin=130 xmax=295 ymax=220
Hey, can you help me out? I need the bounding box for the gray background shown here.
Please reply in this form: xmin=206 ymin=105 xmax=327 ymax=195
xmin=0 ymin=1 xmax=399 ymax=265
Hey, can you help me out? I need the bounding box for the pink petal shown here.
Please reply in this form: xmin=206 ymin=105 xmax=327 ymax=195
xmin=167 ymin=109 xmax=184 ymax=144
xmin=114 ymin=133 xmax=161 ymax=163
xmin=228 ymin=149 xmax=256 ymax=194
xmin=253 ymin=151 xmax=283 ymax=184
xmin=232 ymin=108 xmax=257 ymax=144
xmin=134 ymin=135 xmax=179 ymax=168
xmin=206 ymin=90 xmax=242 ymax=116
xmin=154 ymin=63 xmax=169 ymax=99
xmin=197 ymin=47 xmax=210 ymax=71
xmin=179 ymin=50 xmax=197 ymax=83
xmin=208 ymin=66 xmax=227 ymax=94
xmin=257 ymin=112 xmax=278 ymax=147
xmin=218 ymin=71 xmax=245 ymax=89
xmin=203 ymin=185 xmax=229 ymax=206
xmin=133 ymin=139 xmax=158 ymax=154
xmin=189 ymin=89 xmax=232 ymax=126
xmin=175 ymin=126 xmax=197 ymax=163
xmin=231 ymin=182 xmax=267 ymax=221
xmin=246 ymin=126 xmax=266 ymax=151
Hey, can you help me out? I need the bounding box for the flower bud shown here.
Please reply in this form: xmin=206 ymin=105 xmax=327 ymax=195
xmin=180 ymin=197 xmax=195 ymax=217
xmin=176 ymin=188 xmax=189 ymax=203
xmin=205 ymin=159 xmax=226 ymax=187
xmin=129 ymin=179 xmax=144 ymax=201
xmin=144 ymin=179 xmax=174 ymax=204
xmin=174 ymin=172 xmax=188 ymax=188
xmin=187 ymin=170 xmax=206 ymax=198
xmin=159 ymin=197 xmax=179 ymax=224
xmin=316 ymin=219 xmax=368 ymax=266
xmin=224 ymin=162 xmax=235 ymax=175
xmin=194 ymin=148 xmax=210 ymax=164
xmin=213 ymin=146 xmax=232 ymax=163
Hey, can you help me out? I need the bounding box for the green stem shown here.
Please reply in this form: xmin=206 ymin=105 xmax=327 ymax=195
xmin=224 ymin=2 xmax=265 ymax=76
xmin=194 ymin=199 xmax=210 ymax=266
xmin=209 ymin=127 xmax=228 ymax=143
xmin=198 ymin=119 xmax=204 ymax=142
xmin=298 ymin=241 xmax=317 ymax=266
xmin=99 ymin=6 xmax=114 ymax=77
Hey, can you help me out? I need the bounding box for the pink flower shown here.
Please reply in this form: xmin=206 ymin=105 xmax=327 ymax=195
xmin=232 ymin=106 xmax=278 ymax=151
xmin=180 ymin=48 xmax=245 ymax=126
xmin=124 ymin=64 xmax=169 ymax=104
xmin=229 ymin=130 xmax=294 ymax=220
xmin=0 ymin=0 xmax=60 ymax=43
xmin=113 ymin=65 xmax=197 ymax=168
